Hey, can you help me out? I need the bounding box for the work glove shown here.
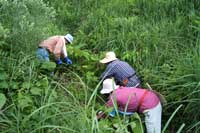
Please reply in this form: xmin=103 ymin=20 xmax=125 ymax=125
xmin=64 ymin=57 xmax=72 ymax=65
xmin=109 ymin=110 xmax=116 ymax=117
xmin=97 ymin=111 xmax=106 ymax=120
xmin=118 ymin=110 xmax=134 ymax=116
xmin=56 ymin=58 xmax=62 ymax=65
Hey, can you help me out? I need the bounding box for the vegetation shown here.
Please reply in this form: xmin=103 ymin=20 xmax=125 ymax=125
xmin=0 ymin=0 xmax=200 ymax=132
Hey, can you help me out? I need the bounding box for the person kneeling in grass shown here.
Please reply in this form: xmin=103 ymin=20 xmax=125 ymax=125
xmin=37 ymin=33 xmax=73 ymax=65
xmin=97 ymin=78 xmax=162 ymax=133
xmin=99 ymin=51 xmax=141 ymax=87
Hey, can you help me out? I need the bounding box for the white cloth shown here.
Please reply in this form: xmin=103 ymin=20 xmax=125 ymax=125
xmin=143 ymin=102 xmax=162 ymax=133
xmin=62 ymin=37 xmax=68 ymax=57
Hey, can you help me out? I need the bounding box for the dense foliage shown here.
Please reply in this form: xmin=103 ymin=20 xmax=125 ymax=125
xmin=0 ymin=0 xmax=200 ymax=132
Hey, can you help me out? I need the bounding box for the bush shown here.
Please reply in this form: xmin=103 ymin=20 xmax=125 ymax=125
xmin=0 ymin=0 xmax=58 ymax=54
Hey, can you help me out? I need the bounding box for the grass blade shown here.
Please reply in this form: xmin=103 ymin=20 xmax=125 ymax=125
xmin=162 ymin=104 xmax=183 ymax=133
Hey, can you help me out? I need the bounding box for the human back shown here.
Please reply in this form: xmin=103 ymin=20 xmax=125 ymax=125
xmin=107 ymin=87 xmax=160 ymax=113
xmin=99 ymin=51 xmax=141 ymax=87
xmin=39 ymin=36 xmax=65 ymax=54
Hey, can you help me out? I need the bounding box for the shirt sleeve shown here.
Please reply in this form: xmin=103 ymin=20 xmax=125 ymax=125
xmin=53 ymin=37 xmax=65 ymax=59
xmin=99 ymin=64 xmax=115 ymax=80
xmin=106 ymin=94 xmax=118 ymax=107
xmin=62 ymin=42 xmax=68 ymax=57
xmin=106 ymin=97 xmax=114 ymax=107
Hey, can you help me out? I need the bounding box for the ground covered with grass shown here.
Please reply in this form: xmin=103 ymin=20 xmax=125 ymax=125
xmin=0 ymin=0 xmax=200 ymax=132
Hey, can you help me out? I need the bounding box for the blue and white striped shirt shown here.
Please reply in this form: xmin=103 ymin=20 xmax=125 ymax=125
xmin=100 ymin=59 xmax=141 ymax=87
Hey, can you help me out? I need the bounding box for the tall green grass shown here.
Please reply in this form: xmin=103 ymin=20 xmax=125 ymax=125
xmin=0 ymin=0 xmax=200 ymax=132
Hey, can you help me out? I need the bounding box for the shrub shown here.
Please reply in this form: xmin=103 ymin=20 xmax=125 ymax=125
xmin=0 ymin=0 xmax=57 ymax=54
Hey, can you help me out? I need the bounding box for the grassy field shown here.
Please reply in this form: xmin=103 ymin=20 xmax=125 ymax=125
xmin=0 ymin=0 xmax=200 ymax=132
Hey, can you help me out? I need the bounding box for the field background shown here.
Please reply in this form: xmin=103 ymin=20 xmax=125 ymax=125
xmin=0 ymin=0 xmax=200 ymax=132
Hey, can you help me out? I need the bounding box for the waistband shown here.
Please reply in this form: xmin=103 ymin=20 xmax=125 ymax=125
xmin=38 ymin=47 xmax=50 ymax=53
xmin=122 ymin=73 xmax=137 ymax=86
xmin=143 ymin=101 xmax=161 ymax=113
xmin=38 ymin=46 xmax=44 ymax=49
xmin=127 ymin=73 xmax=136 ymax=79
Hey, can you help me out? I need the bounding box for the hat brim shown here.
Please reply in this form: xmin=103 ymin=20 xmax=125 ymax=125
xmin=100 ymin=89 xmax=112 ymax=94
xmin=100 ymin=85 xmax=119 ymax=94
xmin=100 ymin=57 xmax=117 ymax=64
xmin=64 ymin=37 xmax=72 ymax=44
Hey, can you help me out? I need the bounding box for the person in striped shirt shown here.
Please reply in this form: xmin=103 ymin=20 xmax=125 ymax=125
xmin=99 ymin=51 xmax=141 ymax=87
xmin=37 ymin=33 xmax=73 ymax=65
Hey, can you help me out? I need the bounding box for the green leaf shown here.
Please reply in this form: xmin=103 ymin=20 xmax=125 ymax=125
xmin=113 ymin=123 xmax=120 ymax=129
xmin=41 ymin=61 xmax=56 ymax=71
xmin=18 ymin=93 xmax=33 ymax=110
xmin=0 ymin=81 xmax=9 ymax=89
xmin=22 ymin=82 xmax=31 ymax=89
xmin=129 ymin=122 xmax=136 ymax=129
xmin=0 ymin=67 xmax=4 ymax=71
xmin=10 ymin=82 xmax=19 ymax=90
xmin=130 ymin=113 xmax=144 ymax=133
xmin=30 ymin=87 xmax=42 ymax=96
xmin=0 ymin=72 xmax=8 ymax=80
xmin=36 ymin=77 xmax=48 ymax=89
xmin=0 ymin=93 xmax=6 ymax=109
xmin=98 ymin=119 xmax=112 ymax=130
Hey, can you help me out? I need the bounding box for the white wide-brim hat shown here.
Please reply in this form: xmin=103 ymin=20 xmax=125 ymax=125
xmin=100 ymin=51 xmax=117 ymax=64
xmin=100 ymin=78 xmax=119 ymax=94
xmin=64 ymin=33 xmax=73 ymax=44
